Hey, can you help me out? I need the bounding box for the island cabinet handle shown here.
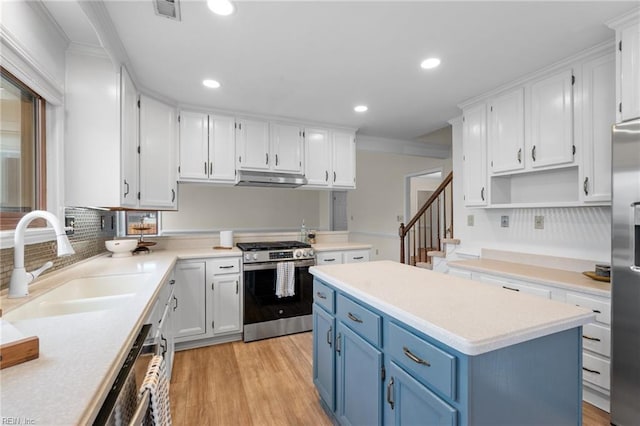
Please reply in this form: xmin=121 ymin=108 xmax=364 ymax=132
xmin=403 ymin=347 xmax=431 ymax=367
xmin=347 ymin=312 xmax=363 ymax=323
xmin=336 ymin=333 xmax=342 ymax=354
xmin=316 ymin=292 xmax=327 ymax=300
xmin=352 ymin=256 xmax=364 ymax=260
xmin=583 ymin=367 xmax=601 ymax=375
xmin=502 ymin=285 xmax=520 ymax=292
xmin=386 ymin=378 xmax=395 ymax=410
xmin=582 ymin=335 xmax=601 ymax=342
xmin=327 ymin=326 xmax=332 ymax=347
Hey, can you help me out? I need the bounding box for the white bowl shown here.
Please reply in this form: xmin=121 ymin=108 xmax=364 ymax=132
xmin=105 ymin=239 xmax=138 ymax=258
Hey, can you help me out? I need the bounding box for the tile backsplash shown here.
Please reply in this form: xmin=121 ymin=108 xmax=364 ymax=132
xmin=0 ymin=208 xmax=116 ymax=291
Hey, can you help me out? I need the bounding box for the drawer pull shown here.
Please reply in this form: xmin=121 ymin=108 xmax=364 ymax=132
xmin=352 ymin=256 xmax=364 ymax=260
xmin=582 ymin=367 xmax=601 ymax=375
xmin=592 ymin=309 xmax=602 ymax=314
xmin=219 ymin=265 xmax=235 ymax=269
xmin=316 ymin=292 xmax=327 ymax=300
xmin=327 ymin=326 xmax=332 ymax=347
xmin=386 ymin=377 xmax=395 ymax=410
xmin=347 ymin=312 xmax=363 ymax=323
xmin=502 ymin=285 xmax=520 ymax=292
xmin=403 ymin=347 xmax=431 ymax=367
xmin=324 ymin=258 xmax=336 ymax=262
xmin=582 ymin=335 xmax=601 ymax=342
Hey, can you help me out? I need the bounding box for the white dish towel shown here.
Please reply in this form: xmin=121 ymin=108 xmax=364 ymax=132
xmin=139 ymin=355 xmax=172 ymax=426
xmin=276 ymin=261 xmax=296 ymax=298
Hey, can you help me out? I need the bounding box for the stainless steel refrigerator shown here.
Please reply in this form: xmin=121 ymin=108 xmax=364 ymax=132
xmin=611 ymin=117 xmax=640 ymax=425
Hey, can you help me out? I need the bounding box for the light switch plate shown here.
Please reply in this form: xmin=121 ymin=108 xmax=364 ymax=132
xmin=467 ymin=214 xmax=474 ymax=226
xmin=534 ymin=215 xmax=544 ymax=229
xmin=501 ymin=215 xmax=509 ymax=228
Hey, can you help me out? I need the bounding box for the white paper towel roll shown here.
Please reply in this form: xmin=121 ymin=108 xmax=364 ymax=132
xmin=220 ymin=230 xmax=234 ymax=248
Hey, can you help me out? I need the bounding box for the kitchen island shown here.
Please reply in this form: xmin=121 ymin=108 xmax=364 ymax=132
xmin=310 ymin=260 xmax=595 ymax=425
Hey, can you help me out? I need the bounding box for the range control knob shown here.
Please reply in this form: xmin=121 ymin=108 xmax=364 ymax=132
xmin=308 ymin=249 xmax=314 ymax=257
xmin=295 ymin=249 xmax=302 ymax=258
xmin=244 ymin=253 xmax=251 ymax=261
xmin=252 ymin=253 xmax=259 ymax=260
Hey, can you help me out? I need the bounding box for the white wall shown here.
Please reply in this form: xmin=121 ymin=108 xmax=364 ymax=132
xmin=161 ymin=184 xmax=323 ymax=233
xmin=348 ymin=150 xmax=452 ymax=261
xmin=450 ymin=117 xmax=611 ymax=263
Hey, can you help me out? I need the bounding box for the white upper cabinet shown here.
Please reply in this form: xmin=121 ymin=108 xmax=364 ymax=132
xmin=139 ymin=94 xmax=178 ymax=209
xmin=65 ymin=50 xmax=140 ymax=208
xmin=488 ymin=88 xmax=525 ymax=174
xmin=235 ymin=118 xmax=270 ymax=171
xmin=462 ymin=103 xmax=488 ymax=206
xmin=529 ymin=69 xmax=575 ymax=168
xmin=270 ymin=123 xmax=304 ymax=173
xmin=120 ymin=66 xmax=139 ymax=208
xmin=608 ymin=12 xmax=640 ymax=122
xmin=331 ymin=131 xmax=356 ymax=188
xmin=579 ymin=53 xmax=615 ymax=203
xmin=179 ymin=111 xmax=236 ymax=183
xmin=304 ymin=128 xmax=331 ymax=187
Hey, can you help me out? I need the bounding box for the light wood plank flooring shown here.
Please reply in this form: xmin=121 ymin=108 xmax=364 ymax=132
xmin=170 ymin=332 xmax=610 ymax=425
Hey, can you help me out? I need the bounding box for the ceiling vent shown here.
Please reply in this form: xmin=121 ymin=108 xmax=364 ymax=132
xmin=154 ymin=0 xmax=181 ymax=21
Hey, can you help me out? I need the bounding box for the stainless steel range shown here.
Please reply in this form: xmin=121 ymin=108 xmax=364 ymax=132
xmin=238 ymin=241 xmax=315 ymax=342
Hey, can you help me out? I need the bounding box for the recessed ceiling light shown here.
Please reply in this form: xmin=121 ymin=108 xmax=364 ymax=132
xmin=203 ymin=79 xmax=221 ymax=89
xmin=420 ymin=57 xmax=441 ymax=70
xmin=207 ymin=0 xmax=235 ymax=16
xmin=354 ymin=105 xmax=368 ymax=113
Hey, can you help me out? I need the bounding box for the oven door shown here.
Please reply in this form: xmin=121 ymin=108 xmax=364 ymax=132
xmin=243 ymin=259 xmax=314 ymax=326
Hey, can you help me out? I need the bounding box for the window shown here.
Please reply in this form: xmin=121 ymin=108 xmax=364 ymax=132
xmin=0 ymin=67 xmax=46 ymax=230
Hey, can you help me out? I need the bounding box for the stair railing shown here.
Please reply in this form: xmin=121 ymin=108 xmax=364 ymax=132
xmin=399 ymin=171 xmax=453 ymax=265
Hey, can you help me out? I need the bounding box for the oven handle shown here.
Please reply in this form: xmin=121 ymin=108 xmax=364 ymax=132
xmin=243 ymin=259 xmax=315 ymax=271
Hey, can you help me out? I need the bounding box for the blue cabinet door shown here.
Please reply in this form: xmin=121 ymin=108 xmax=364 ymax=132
xmin=313 ymin=305 xmax=336 ymax=411
xmin=336 ymin=322 xmax=383 ymax=426
xmin=386 ymin=362 xmax=457 ymax=426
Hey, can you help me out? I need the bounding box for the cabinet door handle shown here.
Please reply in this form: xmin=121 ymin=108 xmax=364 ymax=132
xmin=347 ymin=312 xmax=363 ymax=323
xmin=210 ymin=162 xmax=213 ymax=175
xmin=582 ymin=367 xmax=601 ymax=375
xmin=333 ymin=171 xmax=337 ymax=182
xmin=325 ymin=170 xmax=329 ymax=182
xmin=336 ymin=333 xmax=342 ymax=354
xmin=124 ymin=179 xmax=130 ymax=197
xmin=403 ymin=346 xmax=431 ymax=366
xmin=582 ymin=335 xmax=601 ymax=342
xmin=583 ymin=177 xmax=589 ymax=196
xmin=171 ymin=189 xmax=176 ymax=202
xmin=502 ymin=285 xmax=520 ymax=292
xmin=532 ymin=145 xmax=537 ymax=162
xmin=480 ymin=187 xmax=485 ymax=201
xmin=266 ymin=153 xmax=269 ymax=165
xmin=238 ymin=155 xmax=242 ymax=163
xmin=517 ymin=148 xmax=522 ymax=164
xmin=316 ymin=291 xmax=327 ymax=299
xmin=327 ymin=326 xmax=332 ymax=347
xmin=204 ymin=162 xmax=208 ymax=175
xmin=173 ymin=295 xmax=178 ymax=311
xmin=236 ymin=281 xmax=239 ymax=294
xmin=275 ymin=154 xmax=279 ymax=166
xmin=386 ymin=377 xmax=395 ymax=410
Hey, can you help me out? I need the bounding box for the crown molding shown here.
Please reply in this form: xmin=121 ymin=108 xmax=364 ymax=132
xmin=606 ymin=7 xmax=640 ymax=29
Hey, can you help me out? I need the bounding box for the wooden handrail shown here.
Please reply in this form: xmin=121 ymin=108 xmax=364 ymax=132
xmin=400 ymin=171 xmax=453 ymax=237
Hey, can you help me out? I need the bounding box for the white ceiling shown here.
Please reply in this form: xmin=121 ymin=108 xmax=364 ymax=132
xmin=47 ymin=1 xmax=637 ymax=143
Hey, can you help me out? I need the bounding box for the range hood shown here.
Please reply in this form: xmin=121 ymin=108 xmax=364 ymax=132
xmin=236 ymin=170 xmax=308 ymax=188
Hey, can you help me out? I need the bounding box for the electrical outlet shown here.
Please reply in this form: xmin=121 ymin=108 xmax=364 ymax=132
xmin=501 ymin=215 xmax=509 ymax=228
xmin=467 ymin=214 xmax=474 ymax=226
xmin=534 ymin=215 xmax=544 ymax=230
xmin=65 ymin=216 xmax=75 ymax=236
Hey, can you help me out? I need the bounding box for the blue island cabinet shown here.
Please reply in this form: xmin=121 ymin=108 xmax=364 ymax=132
xmin=312 ymin=277 xmax=584 ymax=426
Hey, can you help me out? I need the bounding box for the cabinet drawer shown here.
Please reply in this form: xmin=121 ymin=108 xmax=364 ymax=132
xmin=582 ymin=323 xmax=611 ymax=358
xmin=336 ymin=294 xmax=381 ymax=347
xmin=317 ymin=251 xmax=343 ymax=265
xmin=566 ymin=293 xmax=610 ymax=325
xmin=583 ymin=353 xmax=610 ymax=390
xmin=387 ymin=322 xmax=457 ymax=400
xmin=314 ymin=280 xmax=335 ymax=313
xmin=209 ymin=258 xmax=241 ymax=275
xmin=479 ymin=275 xmax=551 ymax=299
xmin=344 ymin=250 xmax=369 ymax=263
xmin=448 ymin=268 xmax=472 ymax=280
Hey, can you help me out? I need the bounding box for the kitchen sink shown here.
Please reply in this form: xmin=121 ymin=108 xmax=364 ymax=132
xmin=4 ymin=273 xmax=152 ymax=321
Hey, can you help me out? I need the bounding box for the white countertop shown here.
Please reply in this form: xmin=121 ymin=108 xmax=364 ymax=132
xmin=310 ymin=260 xmax=594 ymax=356
xmin=0 ymin=248 xmax=241 ymax=425
xmin=447 ymin=258 xmax=610 ymax=297
xmin=311 ymin=242 xmax=372 ymax=252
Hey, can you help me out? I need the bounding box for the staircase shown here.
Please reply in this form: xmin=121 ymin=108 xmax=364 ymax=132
xmin=399 ymin=171 xmax=456 ymax=270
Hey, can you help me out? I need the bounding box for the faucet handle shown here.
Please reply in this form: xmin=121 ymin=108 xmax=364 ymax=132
xmin=29 ymin=261 xmax=53 ymax=281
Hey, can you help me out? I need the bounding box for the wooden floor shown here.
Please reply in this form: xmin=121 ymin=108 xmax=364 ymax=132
xmin=170 ymin=332 xmax=610 ymax=426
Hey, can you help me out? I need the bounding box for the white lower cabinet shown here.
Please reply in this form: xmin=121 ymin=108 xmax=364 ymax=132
xmin=172 ymin=257 xmax=243 ymax=347
xmin=316 ymin=249 xmax=371 ymax=265
xmin=448 ymin=266 xmax=612 ymax=411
